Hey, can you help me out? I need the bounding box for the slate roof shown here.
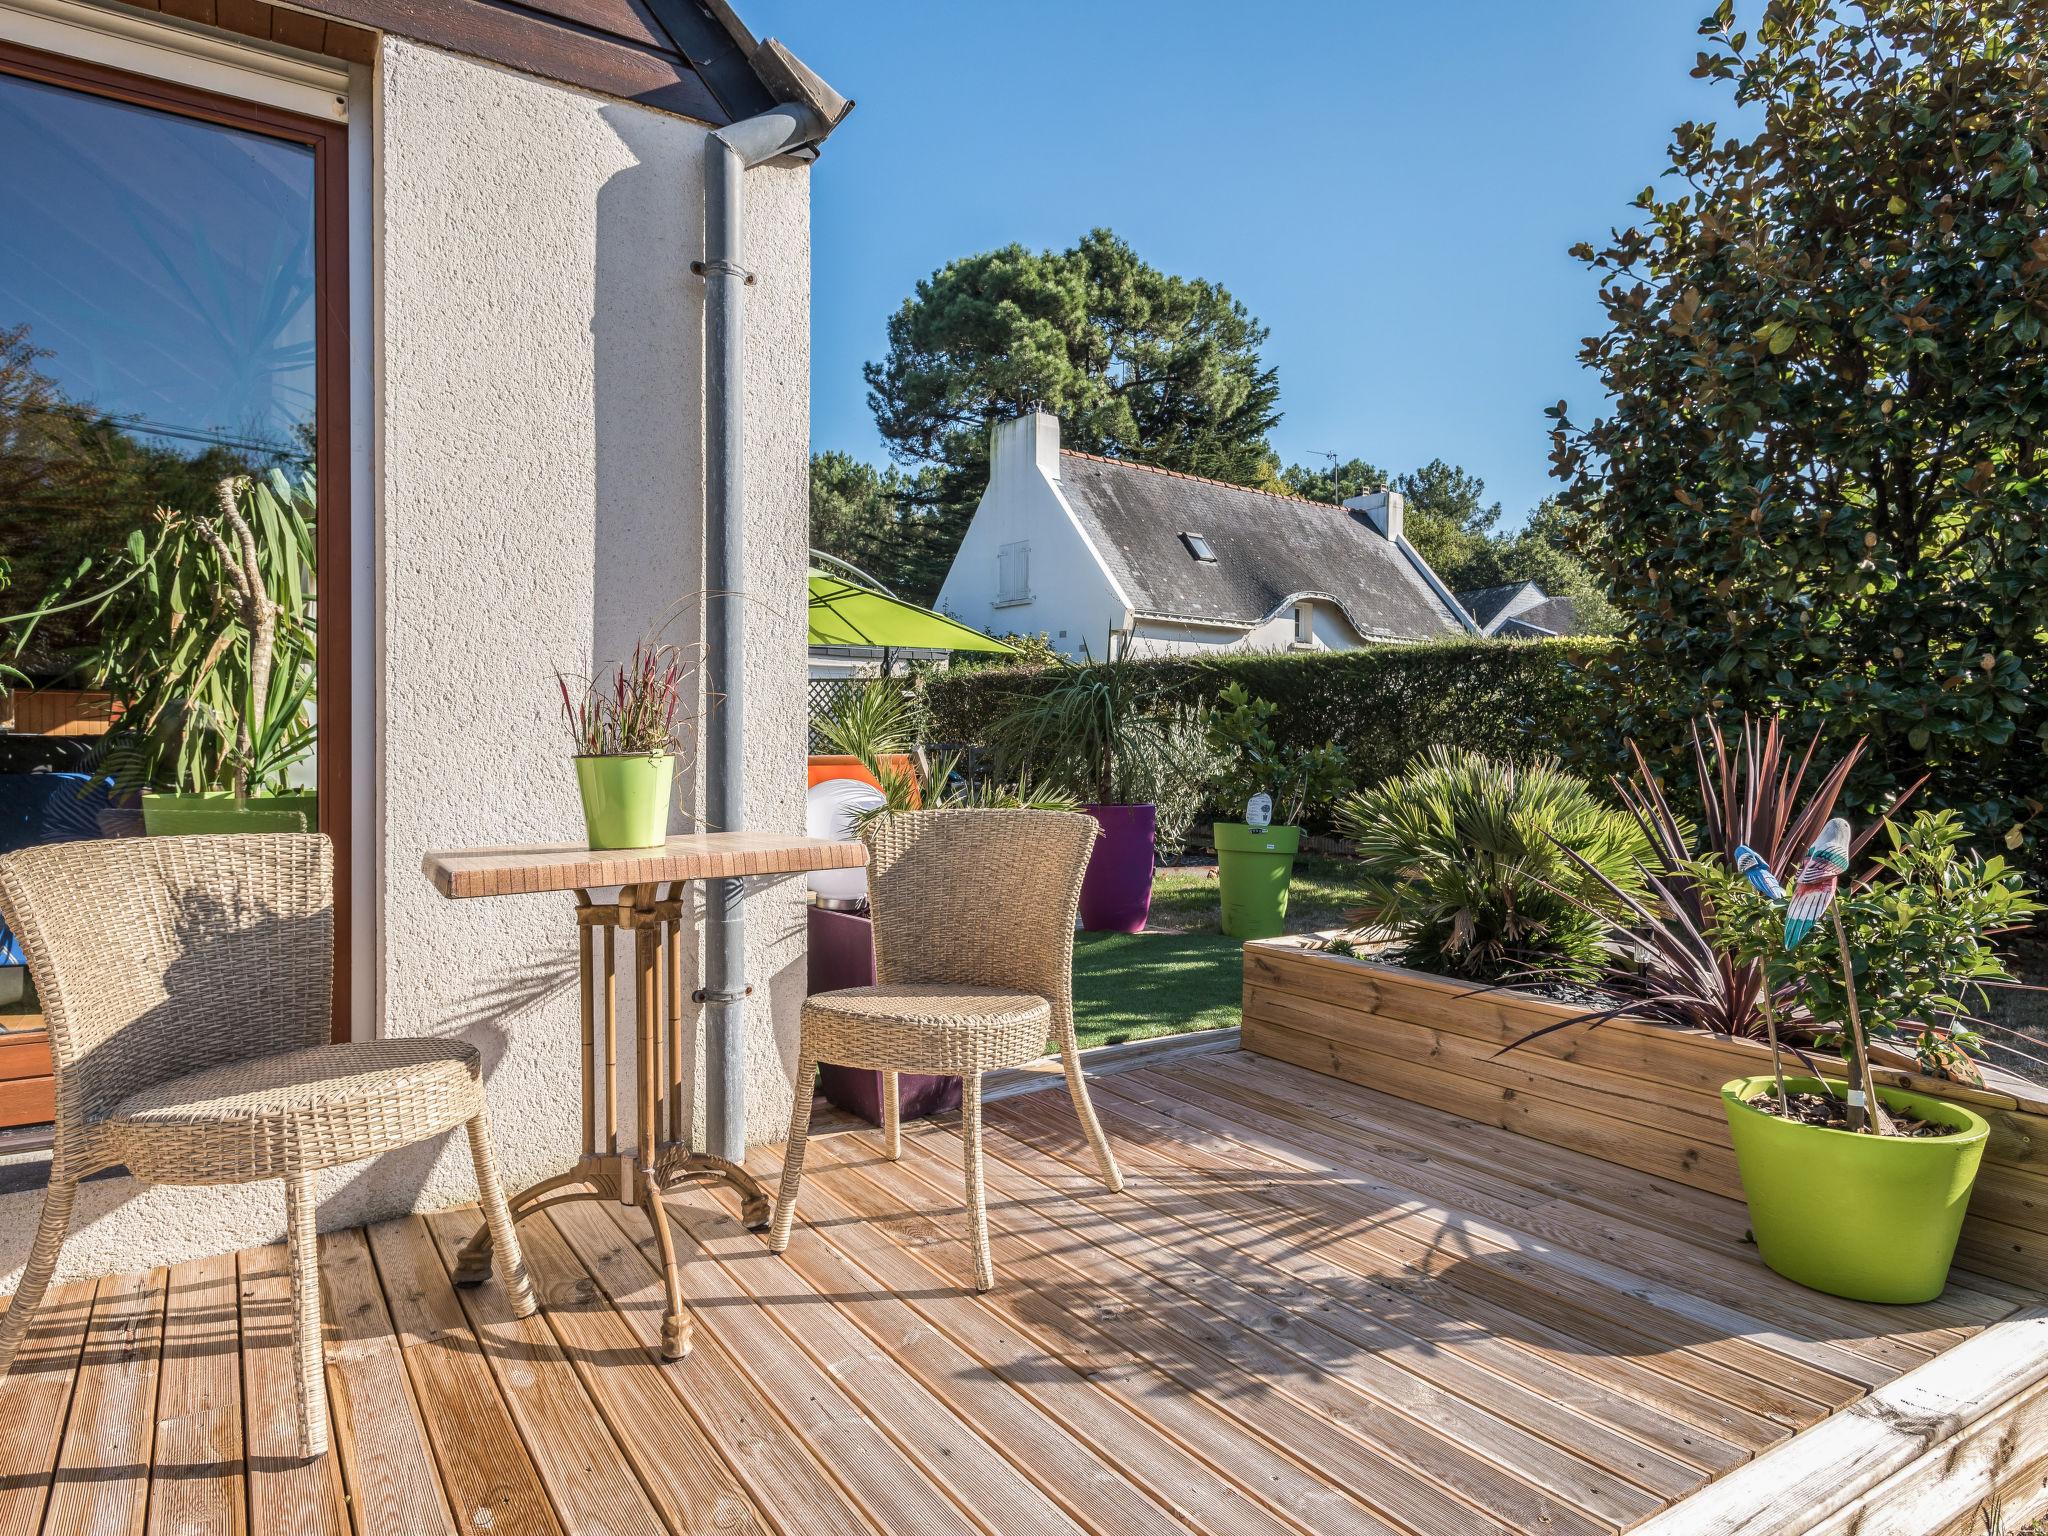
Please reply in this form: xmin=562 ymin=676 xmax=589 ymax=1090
xmin=1456 ymin=581 xmax=1537 ymax=631
xmin=1054 ymin=452 xmax=1466 ymax=642
xmin=1456 ymin=581 xmax=1578 ymax=638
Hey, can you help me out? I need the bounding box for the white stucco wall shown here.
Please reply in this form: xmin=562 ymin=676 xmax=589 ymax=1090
xmin=935 ymin=416 xmax=1132 ymax=661
xmin=0 ymin=36 xmax=814 ymax=1282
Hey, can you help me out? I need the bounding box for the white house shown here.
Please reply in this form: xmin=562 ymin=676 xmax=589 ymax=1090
xmin=936 ymin=412 xmax=1478 ymax=659
xmin=0 ymin=0 xmax=844 ymax=1281
xmin=1457 ymin=579 xmax=1582 ymax=638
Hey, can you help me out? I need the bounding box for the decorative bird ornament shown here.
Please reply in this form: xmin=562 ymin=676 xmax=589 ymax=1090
xmin=1783 ymin=818 xmax=1852 ymax=948
xmin=1732 ymin=844 xmax=1786 ymax=903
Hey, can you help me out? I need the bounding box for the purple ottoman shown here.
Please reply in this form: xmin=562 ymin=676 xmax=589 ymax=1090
xmin=807 ymin=904 xmax=962 ymax=1124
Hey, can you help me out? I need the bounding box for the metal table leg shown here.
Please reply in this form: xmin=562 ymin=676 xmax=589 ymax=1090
xmin=454 ymin=881 xmax=773 ymax=1358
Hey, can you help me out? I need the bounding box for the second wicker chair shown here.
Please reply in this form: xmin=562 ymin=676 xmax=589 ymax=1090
xmin=769 ymin=808 xmax=1123 ymax=1291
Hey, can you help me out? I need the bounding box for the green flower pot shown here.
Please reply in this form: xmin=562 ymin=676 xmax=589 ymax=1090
xmin=1721 ymin=1074 xmax=1988 ymax=1304
xmin=574 ymin=754 xmax=674 ymax=850
xmin=1214 ymin=821 xmax=1302 ymax=940
xmin=141 ymin=790 xmax=319 ymax=835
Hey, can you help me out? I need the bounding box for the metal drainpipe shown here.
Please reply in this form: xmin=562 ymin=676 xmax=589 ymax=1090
xmin=697 ymin=102 xmax=829 ymax=1164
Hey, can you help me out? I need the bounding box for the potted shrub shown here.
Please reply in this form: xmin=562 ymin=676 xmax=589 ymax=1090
xmin=31 ymin=472 xmax=321 ymax=834
xmin=1702 ymin=810 xmax=2037 ymax=1304
xmin=1334 ymin=746 xmax=1652 ymax=983
xmin=558 ymin=641 xmax=694 ymax=850
xmin=984 ymin=656 xmax=1203 ymax=932
xmin=1205 ymin=682 xmax=1350 ymax=939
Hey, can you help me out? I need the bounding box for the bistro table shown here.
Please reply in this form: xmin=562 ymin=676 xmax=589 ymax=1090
xmin=421 ymin=831 xmax=867 ymax=1358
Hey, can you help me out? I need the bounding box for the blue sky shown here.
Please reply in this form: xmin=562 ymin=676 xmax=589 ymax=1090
xmin=744 ymin=0 xmax=1749 ymax=528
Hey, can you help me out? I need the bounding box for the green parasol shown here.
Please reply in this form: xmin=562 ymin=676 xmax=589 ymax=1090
xmin=807 ymin=568 xmax=1014 ymax=653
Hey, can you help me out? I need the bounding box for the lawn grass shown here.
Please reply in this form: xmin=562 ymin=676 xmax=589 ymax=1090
xmin=1071 ymin=930 xmax=1247 ymax=1050
xmin=1069 ymin=855 xmax=1376 ymax=1050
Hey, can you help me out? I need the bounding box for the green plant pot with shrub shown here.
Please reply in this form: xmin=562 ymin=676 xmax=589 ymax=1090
xmin=1722 ymin=1074 xmax=1987 ymax=1304
xmin=1699 ymin=810 xmax=2037 ymax=1303
xmin=141 ymin=790 xmax=317 ymax=836
xmin=1205 ymin=683 xmax=1349 ymax=941
xmin=560 ymin=642 xmax=692 ymax=851
xmin=1214 ymin=819 xmax=1301 ymax=939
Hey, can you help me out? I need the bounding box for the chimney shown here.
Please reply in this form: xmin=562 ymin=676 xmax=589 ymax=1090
xmin=990 ymin=410 xmax=1062 ymax=483
xmin=1344 ymin=488 xmax=1404 ymax=542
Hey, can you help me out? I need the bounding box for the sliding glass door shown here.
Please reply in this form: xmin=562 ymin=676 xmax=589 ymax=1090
xmin=0 ymin=40 xmax=349 ymax=1102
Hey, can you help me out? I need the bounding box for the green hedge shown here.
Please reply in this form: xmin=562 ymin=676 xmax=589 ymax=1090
xmin=918 ymin=639 xmax=1616 ymax=816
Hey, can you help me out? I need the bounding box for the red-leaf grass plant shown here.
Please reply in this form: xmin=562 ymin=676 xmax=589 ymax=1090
xmin=557 ymin=640 xmax=699 ymax=759
xmin=1515 ymin=716 xmax=1927 ymax=1067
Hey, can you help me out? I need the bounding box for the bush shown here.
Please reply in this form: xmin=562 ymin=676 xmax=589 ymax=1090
xmin=918 ymin=639 xmax=1610 ymax=825
xmin=1335 ymin=747 xmax=1652 ymax=983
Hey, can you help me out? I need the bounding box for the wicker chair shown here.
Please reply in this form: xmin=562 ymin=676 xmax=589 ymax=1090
xmin=770 ymin=808 xmax=1124 ymax=1291
xmin=0 ymin=833 xmax=534 ymax=1459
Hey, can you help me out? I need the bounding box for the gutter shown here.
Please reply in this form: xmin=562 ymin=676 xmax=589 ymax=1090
xmin=697 ymin=43 xmax=851 ymax=1164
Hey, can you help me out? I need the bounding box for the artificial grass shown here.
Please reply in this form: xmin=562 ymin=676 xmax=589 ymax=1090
xmin=1070 ymin=930 xmax=1247 ymax=1050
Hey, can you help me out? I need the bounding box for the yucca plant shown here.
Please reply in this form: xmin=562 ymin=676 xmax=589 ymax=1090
xmin=812 ymin=677 xmax=918 ymax=763
xmin=57 ymin=471 xmax=318 ymax=798
xmin=1536 ymin=716 xmax=1918 ymax=1048
xmin=1335 ymin=747 xmax=1652 ymax=984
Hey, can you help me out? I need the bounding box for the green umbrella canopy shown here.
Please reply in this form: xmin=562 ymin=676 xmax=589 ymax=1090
xmin=807 ymin=569 xmax=1015 ymax=653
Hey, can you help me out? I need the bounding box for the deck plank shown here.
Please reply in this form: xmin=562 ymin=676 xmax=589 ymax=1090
xmin=539 ymin=1200 xmax=879 ymax=1536
xmin=0 ymin=1278 xmax=94 ymax=1536
xmin=364 ymin=1215 xmax=563 ymax=1536
xmin=416 ymin=1208 xmax=672 ymax=1536
xmin=147 ymin=1253 xmax=245 ymax=1536
xmin=661 ymin=1182 xmax=1094 ymax=1536
xmin=236 ymin=1243 xmax=348 ymax=1536
xmin=989 ymin=1089 xmax=1715 ymax=1501
xmin=731 ymin=1143 xmax=1309 ymax=1536
xmin=993 ymin=1085 xmax=1763 ymax=1475
xmin=4 ymin=1051 xmax=2038 ymax=1536
xmin=719 ymin=1148 xmax=1216 ymax=1536
xmin=794 ymin=1121 xmax=1481 ymax=1536
xmin=1111 ymin=1063 xmax=1886 ymax=1402
xmin=424 ymin=1208 xmax=766 ymax=1536
xmin=865 ymin=1101 xmax=1654 ymax=1534
xmin=590 ymin=1196 xmax=998 ymax=1535
xmin=44 ymin=1266 xmax=165 ymax=1536
xmin=318 ymin=1227 xmax=453 ymax=1536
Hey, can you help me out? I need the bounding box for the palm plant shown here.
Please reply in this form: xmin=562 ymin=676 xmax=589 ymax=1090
xmin=1335 ymin=747 xmax=1652 ymax=983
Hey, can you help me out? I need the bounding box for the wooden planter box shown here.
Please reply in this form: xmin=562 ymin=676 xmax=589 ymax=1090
xmin=1242 ymin=936 xmax=2048 ymax=1290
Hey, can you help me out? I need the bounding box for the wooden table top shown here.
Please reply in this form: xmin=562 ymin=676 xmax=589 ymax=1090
xmin=421 ymin=831 xmax=867 ymax=900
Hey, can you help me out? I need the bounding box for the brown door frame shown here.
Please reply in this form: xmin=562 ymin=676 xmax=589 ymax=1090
xmin=0 ymin=38 xmax=355 ymax=1041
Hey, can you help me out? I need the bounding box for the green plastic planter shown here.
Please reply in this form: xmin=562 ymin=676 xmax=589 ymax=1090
xmin=1721 ymin=1075 xmax=1988 ymax=1304
xmin=141 ymin=791 xmax=318 ymax=835
xmin=574 ymin=754 xmax=674 ymax=850
xmin=1214 ymin=821 xmax=1302 ymax=940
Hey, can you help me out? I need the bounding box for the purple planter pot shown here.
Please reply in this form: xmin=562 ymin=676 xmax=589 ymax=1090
xmin=806 ymin=904 xmax=962 ymax=1125
xmin=1078 ymin=802 xmax=1156 ymax=933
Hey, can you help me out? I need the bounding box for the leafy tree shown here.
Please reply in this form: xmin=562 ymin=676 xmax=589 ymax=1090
xmin=1 ymin=323 xmax=289 ymax=682
xmin=1279 ymin=454 xmax=1620 ymax=632
xmin=1549 ymin=0 xmax=2048 ymax=856
xmin=807 ymin=450 xmax=952 ymax=601
xmin=865 ymin=228 xmax=1282 ymax=571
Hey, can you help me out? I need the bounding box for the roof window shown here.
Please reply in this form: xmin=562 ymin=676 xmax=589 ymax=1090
xmin=1181 ymin=532 xmax=1216 ymax=562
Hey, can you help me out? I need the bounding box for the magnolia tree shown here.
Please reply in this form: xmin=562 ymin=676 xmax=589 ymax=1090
xmin=1548 ymin=0 xmax=2048 ymax=859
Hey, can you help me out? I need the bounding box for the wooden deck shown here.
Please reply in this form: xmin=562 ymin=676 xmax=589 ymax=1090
xmin=2 ymin=1048 xmax=2042 ymax=1536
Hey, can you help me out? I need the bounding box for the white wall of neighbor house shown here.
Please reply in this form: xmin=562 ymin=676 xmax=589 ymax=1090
xmin=936 ymin=414 xmax=1133 ymax=660
xmin=0 ymin=33 xmax=815 ymax=1284
xmin=1123 ymin=600 xmax=1369 ymax=658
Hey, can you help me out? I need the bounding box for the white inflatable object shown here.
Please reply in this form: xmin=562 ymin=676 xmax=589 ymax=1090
xmin=806 ymin=776 xmax=887 ymax=905
xmin=1245 ymin=792 xmax=1273 ymax=832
